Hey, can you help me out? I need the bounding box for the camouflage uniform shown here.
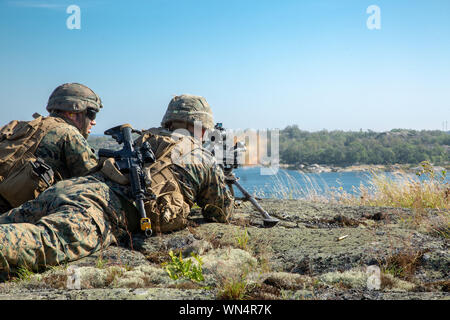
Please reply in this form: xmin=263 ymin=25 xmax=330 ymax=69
xmin=0 ymin=129 xmax=234 ymax=272
xmin=34 ymin=116 xmax=98 ymax=180
xmin=0 ymin=174 xmax=126 ymax=272
xmin=39 ymin=82 xmax=103 ymax=180
xmin=135 ymin=127 xmax=234 ymax=233
xmin=0 ymin=83 xmax=101 ymax=213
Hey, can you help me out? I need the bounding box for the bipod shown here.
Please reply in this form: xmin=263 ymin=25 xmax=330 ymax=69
xmin=227 ymin=175 xmax=279 ymax=228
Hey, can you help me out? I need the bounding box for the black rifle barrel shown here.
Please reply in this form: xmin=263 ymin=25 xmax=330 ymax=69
xmin=98 ymin=149 xmax=117 ymax=159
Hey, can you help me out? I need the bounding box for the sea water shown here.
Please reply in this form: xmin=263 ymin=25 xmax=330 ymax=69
xmin=233 ymin=166 xmax=448 ymax=199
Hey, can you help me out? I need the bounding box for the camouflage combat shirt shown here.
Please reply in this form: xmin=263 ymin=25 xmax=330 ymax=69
xmin=34 ymin=116 xmax=98 ymax=180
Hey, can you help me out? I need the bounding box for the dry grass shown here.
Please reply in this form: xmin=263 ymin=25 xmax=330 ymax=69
xmin=336 ymin=162 xmax=449 ymax=237
xmin=255 ymin=161 xmax=449 ymax=210
xmin=254 ymin=161 xmax=449 ymax=237
xmin=104 ymin=266 xmax=126 ymax=287
xmin=338 ymin=165 xmax=449 ymax=211
xmin=381 ymin=248 xmax=427 ymax=281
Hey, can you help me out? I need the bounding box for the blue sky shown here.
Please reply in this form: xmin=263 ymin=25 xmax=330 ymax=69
xmin=0 ymin=0 xmax=449 ymax=134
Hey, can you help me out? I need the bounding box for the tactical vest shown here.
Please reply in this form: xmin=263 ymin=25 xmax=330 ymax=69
xmin=0 ymin=115 xmax=66 ymax=208
xmin=100 ymin=129 xmax=193 ymax=234
xmin=144 ymin=132 xmax=193 ymax=234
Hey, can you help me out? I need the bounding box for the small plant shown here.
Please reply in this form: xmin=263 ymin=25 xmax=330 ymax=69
xmin=105 ymin=266 xmax=126 ymax=286
xmin=15 ymin=265 xmax=34 ymax=282
xmin=96 ymin=257 xmax=108 ymax=269
xmin=235 ymin=228 xmax=249 ymax=251
xmin=163 ymin=250 xmax=204 ymax=282
xmin=216 ymin=275 xmax=249 ymax=300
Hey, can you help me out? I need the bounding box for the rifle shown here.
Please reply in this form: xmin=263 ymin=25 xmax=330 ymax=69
xmin=98 ymin=124 xmax=156 ymax=236
xmin=204 ymin=123 xmax=279 ymax=228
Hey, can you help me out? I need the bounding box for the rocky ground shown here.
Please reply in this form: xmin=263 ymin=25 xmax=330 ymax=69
xmin=0 ymin=199 xmax=448 ymax=300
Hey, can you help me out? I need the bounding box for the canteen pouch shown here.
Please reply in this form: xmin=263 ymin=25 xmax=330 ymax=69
xmin=0 ymin=155 xmax=55 ymax=207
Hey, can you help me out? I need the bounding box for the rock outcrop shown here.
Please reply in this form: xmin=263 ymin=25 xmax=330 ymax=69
xmin=0 ymin=200 xmax=448 ymax=300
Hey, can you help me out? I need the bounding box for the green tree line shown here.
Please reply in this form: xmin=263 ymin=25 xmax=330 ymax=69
xmin=279 ymin=125 xmax=450 ymax=166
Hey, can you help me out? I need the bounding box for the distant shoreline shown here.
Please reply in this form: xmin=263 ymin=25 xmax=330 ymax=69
xmin=88 ymin=135 xmax=449 ymax=174
xmin=278 ymin=163 xmax=450 ymax=173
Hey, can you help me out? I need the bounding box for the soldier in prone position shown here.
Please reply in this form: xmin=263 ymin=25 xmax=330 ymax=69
xmin=36 ymin=83 xmax=101 ymax=178
xmin=0 ymin=83 xmax=102 ymax=213
xmin=0 ymin=94 xmax=234 ymax=274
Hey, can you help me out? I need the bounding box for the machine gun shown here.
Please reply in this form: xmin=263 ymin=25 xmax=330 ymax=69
xmin=98 ymin=124 xmax=156 ymax=236
xmin=204 ymin=123 xmax=279 ymax=228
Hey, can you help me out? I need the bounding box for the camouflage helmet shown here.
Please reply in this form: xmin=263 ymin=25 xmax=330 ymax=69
xmin=161 ymin=94 xmax=214 ymax=130
xmin=46 ymin=83 xmax=103 ymax=113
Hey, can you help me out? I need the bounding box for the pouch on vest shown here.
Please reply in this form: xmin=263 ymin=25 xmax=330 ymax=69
xmin=0 ymin=155 xmax=55 ymax=207
xmin=100 ymin=157 xmax=130 ymax=185
xmin=0 ymin=116 xmax=62 ymax=207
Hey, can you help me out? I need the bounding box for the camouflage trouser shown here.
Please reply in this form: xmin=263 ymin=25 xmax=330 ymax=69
xmin=0 ymin=174 xmax=132 ymax=272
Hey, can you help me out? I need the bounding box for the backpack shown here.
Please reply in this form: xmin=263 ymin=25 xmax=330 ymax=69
xmin=138 ymin=129 xmax=196 ymax=233
xmin=0 ymin=115 xmax=65 ymax=207
xmin=101 ymin=129 xmax=191 ymax=233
